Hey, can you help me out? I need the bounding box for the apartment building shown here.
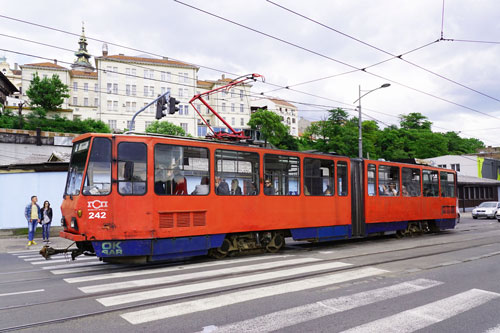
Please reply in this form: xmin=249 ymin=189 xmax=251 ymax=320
xmin=251 ymin=97 xmax=299 ymax=137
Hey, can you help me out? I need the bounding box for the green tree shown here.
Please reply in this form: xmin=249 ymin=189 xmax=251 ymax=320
xmin=26 ymin=73 xmax=70 ymax=118
xmin=146 ymin=120 xmax=187 ymax=136
xmin=248 ymin=109 xmax=296 ymax=149
xmin=399 ymin=112 xmax=432 ymax=130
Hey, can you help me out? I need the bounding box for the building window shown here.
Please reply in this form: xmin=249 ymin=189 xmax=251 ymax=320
xmin=108 ymin=119 xmax=116 ymax=129
xmin=144 ymin=69 xmax=149 ymax=78
xmin=73 ymin=82 xmax=78 ymax=91
xmin=94 ymin=98 xmax=98 ymax=107
xmin=438 ymin=164 xmax=446 ymax=168
xmin=161 ymin=71 xmax=166 ymax=81
xmin=304 ymin=158 xmax=334 ymax=196
xmin=215 ymin=150 xmax=259 ymax=196
xmin=113 ymin=67 xmax=118 ymax=77
xmin=132 ymin=85 xmax=136 ymax=96
xmin=240 ymin=118 xmax=244 ymax=126
xmin=184 ymin=105 xmax=189 ymax=115
xmin=83 ymin=83 xmax=88 ymax=92
xmin=107 ymin=100 xmax=112 ymax=111
xmin=231 ymin=103 xmax=235 ymax=113
xmin=167 ymin=72 xmax=171 ymax=81
xmin=180 ymin=123 xmax=188 ymax=132
xmin=84 ymin=98 xmax=89 ymax=106
xmin=150 ymin=86 xmax=154 ymax=97
xmin=144 ymin=86 xmax=148 ymax=97
xmin=126 ymin=102 xmax=131 ymax=112
xmin=107 ymin=83 xmax=112 ymax=94
xmin=94 ymin=83 xmax=98 ymax=92
xmin=240 ymin=89 xmax=243 ymax=100
xmin=240 ymin=104 xmax=244 ymax=113
xmin=264 ymin=154 xmax=300 ymax=196
xmin=73 ymin=97 xmax=78 ymax=105
xmin=292 ymin=118 xmax=296 ymax=124
xmin=113 ymin=83 xmax=118 ymax=95
xmin=126 ymin=68 xmax=130 ymax=76
xmin=113 ymin=101 xmax=118 ymax=111
xmin=231 ymin=117 xmax=235 ymax=126
xmin=179 ymin=105 xmax=184 ymax=115
xmin=131 ymin=68 xmax=136 ymax=76
xmin=126 ymin=84 xmax=131 ymax=96
xmin=179 ymin=88 xmax=183 ymax=98
xmin=132 ymin=102 xmax=136 ymax=110
xmin=451 ymin=164 xmax=460 ymax=172
xmin=222 ymin=103 xmax=226 ymax=112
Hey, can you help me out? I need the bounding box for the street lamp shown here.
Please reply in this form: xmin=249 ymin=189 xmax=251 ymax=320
xmin=353 ymin=83 xmax=391 ymax=159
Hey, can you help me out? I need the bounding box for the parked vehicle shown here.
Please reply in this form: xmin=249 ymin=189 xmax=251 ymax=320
xmin=471 ymin=202 xmax=500 ymax=219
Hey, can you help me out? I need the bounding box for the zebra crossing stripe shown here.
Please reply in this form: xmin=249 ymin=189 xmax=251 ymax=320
xmin=64 ymin=255 xmax=297 ymax=283
xmin=29 ymin=256 xmax=97 ymax=265
xmin=203 ymin=278 xmax=443 ymax=332
xmin=341 ymin=288 xmax=500 ymax=333
xmin=120 ymin=267 xmax=388 ymax=324
xmin=83 ymin=258 xmax=338 ymax=295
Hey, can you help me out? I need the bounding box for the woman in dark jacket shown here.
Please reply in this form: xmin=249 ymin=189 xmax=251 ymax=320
xmin=41 ymin=201 xmax=53 ymax=244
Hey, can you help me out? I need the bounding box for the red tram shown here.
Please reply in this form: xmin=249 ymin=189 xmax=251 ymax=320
xmin=54 ymin=133 xmax=457 ymax=263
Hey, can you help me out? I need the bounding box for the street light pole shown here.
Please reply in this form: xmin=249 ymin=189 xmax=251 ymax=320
xmin=353 ymin=83 xmax=391 ymax=159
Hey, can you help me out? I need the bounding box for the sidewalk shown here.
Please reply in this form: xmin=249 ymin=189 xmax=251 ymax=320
xmin=0 ymin=227 xmax=74 ymax=253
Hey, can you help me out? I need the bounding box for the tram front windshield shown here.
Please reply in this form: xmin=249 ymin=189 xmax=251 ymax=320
xmin=65 ymin=139 xmax=90 ymax=196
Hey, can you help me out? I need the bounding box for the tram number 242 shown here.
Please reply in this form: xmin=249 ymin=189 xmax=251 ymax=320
xmin=89 ymin=211 xmax=107 ymax=219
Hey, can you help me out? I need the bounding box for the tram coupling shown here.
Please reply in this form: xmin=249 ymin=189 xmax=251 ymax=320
xmin=39 ymin=242 xmax=93 ymax=260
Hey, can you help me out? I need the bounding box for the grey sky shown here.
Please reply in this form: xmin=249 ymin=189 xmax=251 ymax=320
xmin=1 ymin=0 xmax=499 ymax=146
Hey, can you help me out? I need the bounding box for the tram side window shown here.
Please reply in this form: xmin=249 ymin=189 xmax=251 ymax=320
xmin=367 ymin=164 xmax=376 ymax=196
xmin=264 ymin=154 xmax=300 ymax=196
xmin=440 ymin=171 xmax=456 ymax=197
xmin=65 ymin=139 xmax=90 ymax=196
xmin=215 ymin=150 xmax=259 ymax=195
xmin=83 ymin=138 xmax=112 ymax=196
xmin=154 ymin=144 xmax=209 ymax=195
xmin=118 ymin=142 xmax=147 ymax=195
xmin=402 ymin=168 xmax=421 ymax=197
xmin=378 ymin=165 xmax=399 ymax=196
xmin=337 ymin=161 xmax=348 ymax=196
xmin=422 ymin=169 xmax=439 ymax=197
xmin=304 ymin=158 xmax=334 ymax=196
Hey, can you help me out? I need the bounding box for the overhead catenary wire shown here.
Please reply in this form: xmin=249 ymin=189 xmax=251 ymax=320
xmin=0 ymin=15 xmax=496 ymax=145
xmin=174 ymin=0 xmax=500 ymax=122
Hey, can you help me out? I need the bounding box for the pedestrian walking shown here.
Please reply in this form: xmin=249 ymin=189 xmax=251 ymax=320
xmin=24 ymin=195 xmax=41 ymax=246
xmin=41 ymin=200 xmax=53 ymax=244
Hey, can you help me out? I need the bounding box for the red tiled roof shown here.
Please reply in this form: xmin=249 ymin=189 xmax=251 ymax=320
xmin=11 ymin=70 xmax=21 ymax=75
xmin=98 ymin=55 xmax=198 ymax=69
xmin=269 ymin=98 xmax=296 ymax=108
xmin=70 ymin=70 xmax=98 ymax=77
xmin=23 ymin=62 xmax=67 ymax=70
xmin=197 ymin=80 xmax=214 ymax=88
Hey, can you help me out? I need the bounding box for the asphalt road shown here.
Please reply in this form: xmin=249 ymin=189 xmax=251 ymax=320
xmin=1 ymin=215 xmax=500 ymax=332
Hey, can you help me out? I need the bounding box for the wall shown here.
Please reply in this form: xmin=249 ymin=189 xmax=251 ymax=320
xmin=0 ymin=171 xmax=67 ymax=229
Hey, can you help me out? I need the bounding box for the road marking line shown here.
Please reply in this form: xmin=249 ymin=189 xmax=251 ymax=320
xmin=0 ymin=289 xmax=44 ymax=297
xmin=88 ymin=258 xmax=343 ymax=297
xmin=50 ymin=264 xmax=119 ymax=275
xmin=120 ymin=267 xmax=387 ymax=324
xmin=30 ymin=256 xmax=97 ymax=265
xmin=204 ymin=278 xmax=443 ymax=332
xmin=65 ymin=255 xmax=296 ymax=283
xmin=341 ymin=289 xmax=500 ymax=333
xmin=43 ymin=261 xmax=108 ymax=271
xmin=8 ymin=249 xmax=39 ymax=255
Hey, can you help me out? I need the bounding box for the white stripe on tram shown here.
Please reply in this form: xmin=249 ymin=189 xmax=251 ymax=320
xmin=120 ymin=267 xmax=388 ymax=324
xmin=204 ymin=278 xmax=443 ymax=333
xmin=65 ymin=255 xmax=296 ymax=283
xmin=86 ymin=258 xmax=338 ymax=296
xmin=342 ymin=288 xmax=500 ymax=333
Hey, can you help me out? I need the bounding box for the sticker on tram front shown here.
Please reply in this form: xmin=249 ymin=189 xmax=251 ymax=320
xmin=101 ymin=241 xmax=122 ymax=255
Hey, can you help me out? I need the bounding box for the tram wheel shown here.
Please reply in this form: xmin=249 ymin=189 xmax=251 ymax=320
xmin=208 ymin=238 xmax=231 ymax=259
xmin=266 ymin=232 xmax=284 ymax=253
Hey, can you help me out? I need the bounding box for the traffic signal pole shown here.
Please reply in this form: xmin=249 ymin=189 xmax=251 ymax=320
xmin=129 ymin=91 xmax=170 ymax=131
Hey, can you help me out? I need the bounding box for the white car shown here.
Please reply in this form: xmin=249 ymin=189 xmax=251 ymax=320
xmin=472 ymin=202 xmax=500 ymax=219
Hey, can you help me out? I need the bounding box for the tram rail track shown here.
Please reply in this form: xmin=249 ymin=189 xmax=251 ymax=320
xmin=2 ymin=231 xmax=500 ymax=332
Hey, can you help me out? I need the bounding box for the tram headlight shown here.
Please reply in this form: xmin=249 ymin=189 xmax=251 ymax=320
xmin=71 ymin=217 xmax=78 ymax=230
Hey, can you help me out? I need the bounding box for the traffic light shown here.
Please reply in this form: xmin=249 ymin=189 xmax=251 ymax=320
xmin=155 ymin=95 xmax=167 ymax=120
xmin=168 ymin=97 xmax=180 ymax=114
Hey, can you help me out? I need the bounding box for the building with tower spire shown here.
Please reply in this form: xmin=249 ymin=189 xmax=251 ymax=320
xmin=71 ymin=23 xmax=94 ymax=73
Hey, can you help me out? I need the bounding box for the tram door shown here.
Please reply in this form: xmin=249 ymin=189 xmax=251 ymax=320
xmin=350 ymin=159 xmax=366 ymax=237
